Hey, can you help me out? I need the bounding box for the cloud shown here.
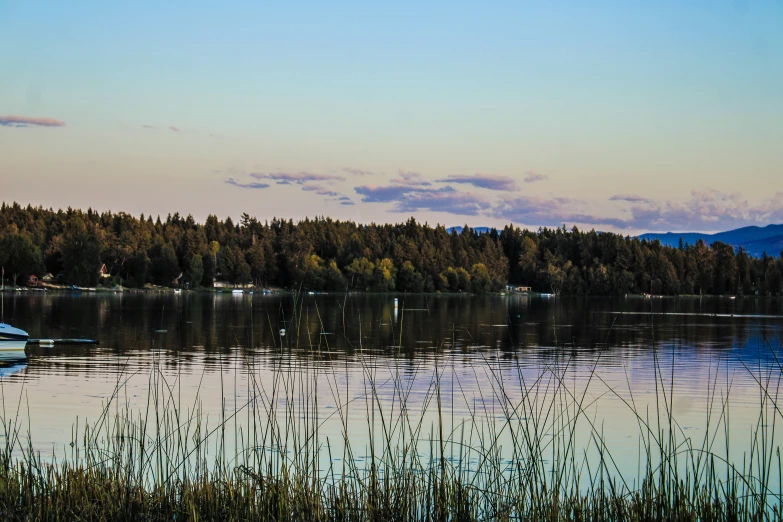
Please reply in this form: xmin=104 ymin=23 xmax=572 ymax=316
xmin=225 ymin=178 xmax=270 ymax=190
xmin=610 ymin=189 xmax=783 ymax=231
xmin=227 ymin=163 xmax=783 ymax=232
xmin=395 ymin=187 xmax=491 ymax=215
xmin=141 ymin=124 xmax=182 ymax=132
xmin=342 ymin=167 xmax=377 ymax=176
xmin=491 ymin=189 xmax=783 ymax=232
xmin=523 ymin=171 xmax=548 ymax=183
xmin=610 ymin=194 xmax=654 ymax=204
xmin=302 ymin=183 xmax=339 ymax=197
xmin=391 ymin=170 xmax=431 ymax=186
xmin=354 ymin=184 xmax=422 ymax=203
xmin=436 ymin=174 xmax=518 ymax=191
xmin=0 ymin=115 xmax=65 ymax=128
xmin=251 ymin=172 xmax=345 ymax=184
xmin=492 ymin=195 xmax=628 ymax=228
xmin=228 ymin=171 xmax=355 ymax=203
xmin=355 ymin=184 xmax=490 ymax=216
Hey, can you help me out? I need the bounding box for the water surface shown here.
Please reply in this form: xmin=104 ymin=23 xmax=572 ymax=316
xmin=1 ymin=293 xmax=781 ymax=484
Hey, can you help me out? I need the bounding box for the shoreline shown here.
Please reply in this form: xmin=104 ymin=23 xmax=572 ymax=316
xmin=0 ymin=285 xmax=777 ymax=299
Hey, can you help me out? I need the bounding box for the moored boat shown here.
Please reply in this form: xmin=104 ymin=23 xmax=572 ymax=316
xmin=0 ymin=323 xmax=29 ymax=342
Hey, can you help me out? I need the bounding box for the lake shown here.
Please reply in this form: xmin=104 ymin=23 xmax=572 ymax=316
xmin=1 ymin=292 xmax=782 ymax=489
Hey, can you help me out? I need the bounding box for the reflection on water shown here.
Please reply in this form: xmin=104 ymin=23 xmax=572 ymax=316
xmin=0 ymin=340 xmax=27 ymax=360
xmin=0 ymin=360 xmax=27 ymax=378
xmin=3 ymin=293 xmax=780 ymax=359
xmin=0 ymin=340 xmax=27 ymax=377
xmin=0 ymin=293 xmax=781 ymax=485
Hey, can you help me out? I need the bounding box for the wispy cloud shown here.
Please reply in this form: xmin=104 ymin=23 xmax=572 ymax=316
xmin=436 ymin=174 xmax=518 ymax=191
xmin=225 ymin=178 xmax=270 ymax=190
xmin=302 ymin=183 xmax=340 ymax=197
xmin=610 ymin=189 xmax=783 ymax=231
xmin=492 ymin=195 xmax=628 ymax=228
xmin=251 ymin=172 xmax=345 ymax=184
xmin=141 ymin=124 xmax=181 ymax=132
xmin=0 ymin=115 xmax=65 ymax=128
xmin=355 ymin=184 xmax=490 ymax=216
xmin=226 ymin=163 xmax=783 ymax=232
xmin=395 ymin=187 xmax=490 ymax=215
xmin=354 ymin=184 xmax=422 ymax=203
xmin=523 ymin=171 xmax=548 ymax=183
xmin=610 ymin=194 xmax=654 ymax=204
xmin=342 ymin=167 xmax=377 ymax=176
xmin=492 ymin=189 xmax=783 ymax=231
xmin=327 ymin=195 xmax=356 ymax=206
xmin=391 ymin=170 xmax=431 ymax=186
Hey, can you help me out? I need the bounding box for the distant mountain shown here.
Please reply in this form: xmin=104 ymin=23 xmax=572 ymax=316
xmin=640 ymin=224 xmax=783 ymax=258
xmin=447 ymin=226 xmax=493 ymax=234
xmin=443 ymin=224 xmax=783 ymax=257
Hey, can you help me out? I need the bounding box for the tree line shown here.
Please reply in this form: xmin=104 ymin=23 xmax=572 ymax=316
xmin=0 ymin=202 xmax=781 ymax=295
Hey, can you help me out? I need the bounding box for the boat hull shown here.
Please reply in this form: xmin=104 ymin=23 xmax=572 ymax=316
xmin=0 ymin=323 xmax=30 ymax=342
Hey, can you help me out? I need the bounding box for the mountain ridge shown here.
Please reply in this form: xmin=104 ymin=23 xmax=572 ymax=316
xmin=445 ymin=224 xmax=783 ymax=258
xmin=640 ymin=224 xmax=783 ymax=257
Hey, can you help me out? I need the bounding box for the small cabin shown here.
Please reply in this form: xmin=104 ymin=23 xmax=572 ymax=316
xmin=26 ymin=275 xmax=40 ymax=287
xmin=99 ymin=264 xmax=111 ymax=278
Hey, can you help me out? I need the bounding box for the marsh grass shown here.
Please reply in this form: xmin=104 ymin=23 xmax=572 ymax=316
xmin=0 ymin=294 xmax=781 ymax=521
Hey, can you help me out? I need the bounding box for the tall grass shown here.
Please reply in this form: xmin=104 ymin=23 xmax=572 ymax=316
xmin=0 ymin=295 xmax=781 ymax=521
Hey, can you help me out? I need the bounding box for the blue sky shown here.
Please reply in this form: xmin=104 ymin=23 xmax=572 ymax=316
xmin=1 ymin=0 xmax=781 ymax=232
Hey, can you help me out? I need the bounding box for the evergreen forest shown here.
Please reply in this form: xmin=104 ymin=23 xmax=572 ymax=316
xmin=1 ymin=202 xmax=781 ymax=296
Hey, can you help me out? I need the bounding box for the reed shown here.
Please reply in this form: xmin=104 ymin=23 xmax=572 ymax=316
xmin=0 ymin=297 xmax=780 ymax=521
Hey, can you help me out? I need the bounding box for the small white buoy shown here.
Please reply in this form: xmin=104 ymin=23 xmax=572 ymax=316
xmin=279 ymin=328 xmax=286 ymax=337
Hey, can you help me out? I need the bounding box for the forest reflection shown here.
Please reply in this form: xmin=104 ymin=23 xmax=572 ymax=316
xmin=3 ymin=293 xmax=780 ymax=378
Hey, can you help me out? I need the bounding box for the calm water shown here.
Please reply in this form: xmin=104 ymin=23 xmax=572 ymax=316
xmin=1 ymin=292 xmax=782 ymax=483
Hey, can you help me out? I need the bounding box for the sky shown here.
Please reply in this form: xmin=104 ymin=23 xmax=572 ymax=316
xmin=1 ymin=0 xmax=782 ymax=233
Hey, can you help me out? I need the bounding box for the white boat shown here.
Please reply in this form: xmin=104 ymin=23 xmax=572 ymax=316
xmin=0 ymin=323 xmax=29 ymax=342
xmin=232 ymin=289 xmax=244 ymax=294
